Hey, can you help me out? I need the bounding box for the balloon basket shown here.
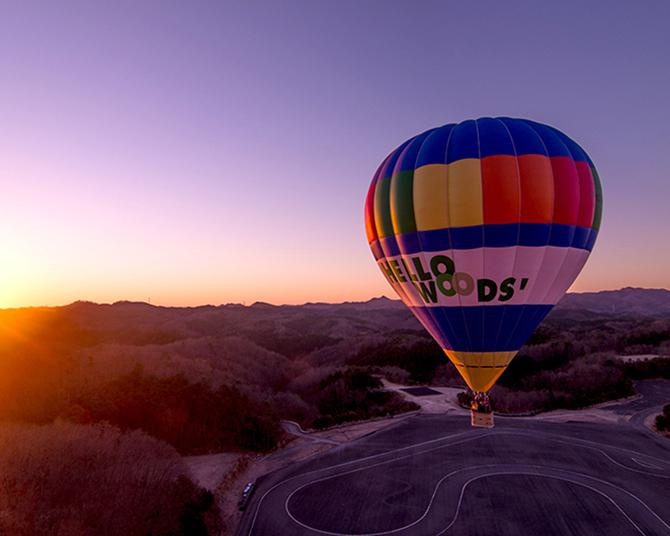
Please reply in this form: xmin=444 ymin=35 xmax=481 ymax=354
xmin=470 ymin=392 xmax=494 ymax=428
xmin=470 ymin=409 xmax=494 ymax=428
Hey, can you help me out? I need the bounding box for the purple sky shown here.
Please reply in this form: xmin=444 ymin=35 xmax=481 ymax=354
xmin=1 ymin=1 xmax=669 ymax=307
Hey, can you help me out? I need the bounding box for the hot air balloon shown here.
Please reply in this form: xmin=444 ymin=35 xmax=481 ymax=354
xmin=364 ymin=117 xmax=602 ymax=427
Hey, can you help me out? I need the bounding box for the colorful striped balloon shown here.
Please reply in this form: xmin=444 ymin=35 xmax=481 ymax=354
xmin=365 ymin=117 xmax=602 ymax=395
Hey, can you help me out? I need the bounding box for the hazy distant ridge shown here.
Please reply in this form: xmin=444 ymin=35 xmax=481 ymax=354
xmin=350 ymin=288 xmax=670 ymax=317
xmin=555 ymin=288 xmax=670 ymax=315
xmin=56 ymin=287 xmax=670 ymax=318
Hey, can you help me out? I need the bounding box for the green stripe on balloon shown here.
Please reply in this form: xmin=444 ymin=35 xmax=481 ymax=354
xmin=373 ymin=177 xmax=394 ymax=238
xmin=390 ymin=170 xmax=417 ymax=234
xmin=591 ymin=166 xmax=603 ymax=230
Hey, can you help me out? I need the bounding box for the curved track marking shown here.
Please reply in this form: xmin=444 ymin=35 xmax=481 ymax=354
xmin=491 ymin=430 xmax=670 ymax=478
xmin=510 ymin=428 xmax=670 ymax=467
xmin=248 ymin=425 xmax=670 ymax=535
xmin=632 ymin=458 xmax=665 ymax=470
xmin=285 ymin=463 xmax=668 ymax=536
xmin=434 ymin=471 xmax=648 ymax=536
xmin=247 ymin=428 xmax=491 ymax=535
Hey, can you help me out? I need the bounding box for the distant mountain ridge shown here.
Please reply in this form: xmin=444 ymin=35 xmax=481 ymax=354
xmin=296 ymin=288 xmax=670 ymax=317
xmin=343 ymin=288 xmax=670 ymax=317
xmin=7 ymin=287 xmax=670 ymax=318
xmin=555 ymin=287 xmax=670 ymax=315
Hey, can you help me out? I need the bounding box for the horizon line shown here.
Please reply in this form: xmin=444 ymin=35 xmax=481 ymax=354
xmin=1 ymin=286 xmax=668 ymax=312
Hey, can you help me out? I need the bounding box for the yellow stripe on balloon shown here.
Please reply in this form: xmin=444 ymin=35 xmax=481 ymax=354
xmin=413 ymin=160 xmax=484 ymax=231
xmin=413 ymin=164 xmax=450 ymax=231
xmin=444 ymin=350 xmax=517 ymax=392
xmin=447 ymin=158 xmax=483 ymax=227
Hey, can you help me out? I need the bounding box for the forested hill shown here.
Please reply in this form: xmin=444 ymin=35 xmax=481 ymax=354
xmin=1 ymin=287 xmax=668 ymax=456
xmin=3 ymin=287 xmax=668 ymax=338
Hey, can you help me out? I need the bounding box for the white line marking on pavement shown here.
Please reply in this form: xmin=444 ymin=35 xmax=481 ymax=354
xmin=286 ymin=464 xmax=667 ymax=536
xmin=281 ymin=434 xmax=670 ymax=535
xmin=434 ymin=471 xmax=648 ymax=536
xmin=632 ymin=457 xmax=665 ymax=470
xmin=247 ymin=425 xmax=670 ymax=535
xmin=247 ymin=428 xmax=490 ymax=535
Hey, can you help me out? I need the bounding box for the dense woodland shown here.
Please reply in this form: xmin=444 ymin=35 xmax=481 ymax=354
xmin=1 ymin=291 xmax=669 ymax=443
xmin=0 ymin=423 xmax=220 ymax=536
xmin=0 ymin=288 xmax=669 ymax=534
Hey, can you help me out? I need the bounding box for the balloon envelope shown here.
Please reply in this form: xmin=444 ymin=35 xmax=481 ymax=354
xmin=365 ymin=117 xmax=602 ymax=393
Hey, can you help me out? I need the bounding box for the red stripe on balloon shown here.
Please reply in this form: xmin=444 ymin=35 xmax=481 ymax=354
xmin=549 ymin=156 xmax=580 ymax=225
xmin=517 ymin=154 xmax=554 ymax=224
xmin=481 ymin=155 xmax=520 ymax=225
xmin=575 ymin=161 xmax=596 ymax=228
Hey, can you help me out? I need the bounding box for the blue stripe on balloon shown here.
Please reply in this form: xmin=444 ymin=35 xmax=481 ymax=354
xmin=411 ymin=304 xmax=553 ymax=352
xmin=484 ymin=224 xmax=519 ymax=245
xmin=446 ymin=120 xmax=479 ymax=163
xmin=547 ymin=126 xmax=591 ymax=163
xmin=477 ymin=117 xmax=516 ymax=158
xmin=518 ymin=224 xmax=551 ymax=246
xmin=548 ymin=223 xmax=575 ymax=247
xmin=379 ymin=235 xmax=401 ymax=256
xmin=369 ymin=240 xmax=384 ymax=260
xmin=416 ymin=230 xmax=451 ymax=251
xmin=415 ymin=124 xmax=455 ymax=168
xmin=389 ymin=118 xmax=593 ymax=168
xmin=412 ymin=307 xmax=453 ymax=350
xmin=395 ymin=129 xmax=436 ymax=173
xmin=395 ymin=232 xmax=422 ymax=253
xmin=450 ymin=226 xmax=484 ymax=249
xmin=585 ymin=229 xmax=598 ymax=251
xmin=570 ymin=226 xmax=590 ymax=249
xmin=525 ymin=121 xmax=572 ymax=158
xmin=430 ymin=306 xmax=465 ymax=351
xmin=497 ymin=118 xmax=547 ymax=156
xmin=380 ymin=139 xmax=413 ymax=180
xmin=398 ymin=224 xmax=594 ymax=253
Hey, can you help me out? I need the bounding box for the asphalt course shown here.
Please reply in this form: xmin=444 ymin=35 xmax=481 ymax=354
xmin=238 ymin=381 xmax=670 ymax=536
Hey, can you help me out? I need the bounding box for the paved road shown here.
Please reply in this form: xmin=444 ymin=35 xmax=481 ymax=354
xmin=607 ymin=380 xmax=670 ymax=428
xmin=238 ymin=381 xmax=670 ymax=536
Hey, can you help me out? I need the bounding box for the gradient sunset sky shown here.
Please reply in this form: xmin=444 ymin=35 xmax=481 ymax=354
xmin=1 ymin=1 xmax=669 ymax=308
